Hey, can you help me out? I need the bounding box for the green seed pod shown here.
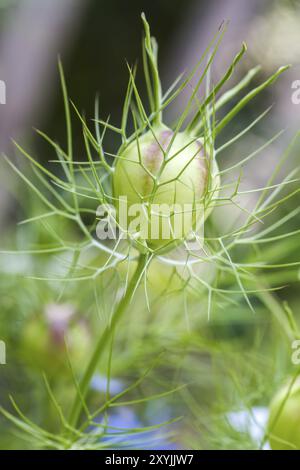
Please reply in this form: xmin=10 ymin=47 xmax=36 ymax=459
xmin=268 ymin=378 xmax=300 ymax=450
xmin=20 ymin=305 xmax=91 ymax=377
xmin=113 ymin=123 xmax=219 ymax=253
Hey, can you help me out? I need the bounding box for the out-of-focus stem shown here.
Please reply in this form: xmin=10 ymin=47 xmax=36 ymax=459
xmin=68 ymin=253 xmax=147 ymax=432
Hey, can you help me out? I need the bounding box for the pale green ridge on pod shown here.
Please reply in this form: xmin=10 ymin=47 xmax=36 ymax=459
xmin=268 ymin=378 xmax=300 ymax=450
xmin=113 ymin=123 xmax=219 ymax=253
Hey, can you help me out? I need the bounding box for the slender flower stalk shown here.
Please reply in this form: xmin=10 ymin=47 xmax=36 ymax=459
xmin=68 ymin=253 xmax=148 ymax=431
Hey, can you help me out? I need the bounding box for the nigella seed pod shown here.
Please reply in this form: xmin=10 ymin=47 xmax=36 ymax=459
xmin=113 ymin=123 xmax=219 ymax=253
xmin=268 ymin=378 xmax=300 ymax=450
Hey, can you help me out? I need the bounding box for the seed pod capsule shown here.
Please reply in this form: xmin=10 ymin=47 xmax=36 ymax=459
xmin=113 ymin=123 xmax=219 ymax=253
xmin=268 ymin=378 xmax=300 ymax=450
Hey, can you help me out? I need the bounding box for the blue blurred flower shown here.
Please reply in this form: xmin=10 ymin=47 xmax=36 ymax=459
xmin=91 ymin=375 xmax=179 ymax=449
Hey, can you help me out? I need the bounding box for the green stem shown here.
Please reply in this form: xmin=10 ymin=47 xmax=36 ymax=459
xmin=257 ymin=287 xmax=294 ymax=343
xmin=68 ymin=253 xmax=147 ymax=431
xmin=141 ymin=13 xmax=162 ymax=126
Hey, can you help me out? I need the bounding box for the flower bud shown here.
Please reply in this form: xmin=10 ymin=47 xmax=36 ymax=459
xmin=113 ymin=124 xmax=219 ymax=253
xmin=20 ymin=304 xmax=91 ymax=377
xmin=268 ymin=377 xmax=300 ymax=450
